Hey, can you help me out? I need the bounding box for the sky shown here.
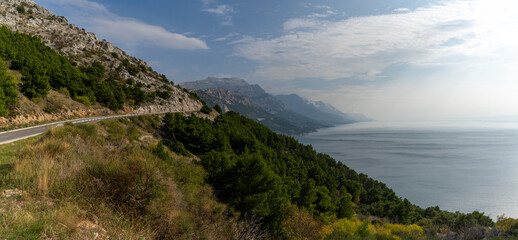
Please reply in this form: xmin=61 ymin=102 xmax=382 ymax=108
xmin=34 ymin=0 xmax=518 ymax=121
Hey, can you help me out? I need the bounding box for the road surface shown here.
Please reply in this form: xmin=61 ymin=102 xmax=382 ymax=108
xmin=0 ymin=112 xmax=170 ymax=145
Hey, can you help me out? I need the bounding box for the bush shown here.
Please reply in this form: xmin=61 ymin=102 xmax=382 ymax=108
xmin=200 ymin=105 xmax=212 ymax=114
xmin=74 ymin=96 xmax=92 ymax=106
xmin=497 ymin=216 xmax=518 ymax=235
xmin=0 ymin=58 xmax=18 ymax=116
xmin=16 ymin=5 xmax=26 ymax=14
xmin=214 ymin=104 xmax=222 ymax=113
xmin=153 ymin=141 xmax=173 ymax=164
xmin=282 ymin=206 xmax=324 ymax=240
xmin=43 ymin=105 xmax=58 ymax=113
xmin=163 ymin=140 xmax=190 ymax=157
xmin=322 ymin=217 xmax=423 ymax=240
xmin=85 ymin=150 xmax=163 ymax=215
xmin=57 ymin=87 xmax=70 ymax=97
xmin=384 ymin=223 xmax=423 ymax=238
xmin=155 ymin=90 xmax=171 ymax=99
xmin=159 ymin=74 xmax=170 ymax=84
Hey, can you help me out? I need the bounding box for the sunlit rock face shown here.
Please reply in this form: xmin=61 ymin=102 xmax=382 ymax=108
xmin=0 ymin=0 xmax=202 ymax=115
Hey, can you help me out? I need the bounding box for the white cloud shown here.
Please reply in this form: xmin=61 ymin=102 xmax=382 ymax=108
xmin=36 ymin=0 xmax=109 ymax=16
xmin=307 ymin=10 xmax=337 ymax=19
xmin=394 ymin=8 xmax=411 ymax=12
xmin=36 ymin=0 xmax=208 ymax=50
xmin=283 ymin=18 xmax=321 ymax=30
xmin=234 ymin=0 xmax=518 ymax=81
xmin=90 ymin=18 xmax=208 ymax=50
xmin=201 ymin=2 xmax=234 ymax=26
xmin=202 ymin=4 xmax=233 ymax=16
xmin=315 ymin=5 xmax=332 ymax=10
xmin=212 ymin=32 xmax=238 ymax=42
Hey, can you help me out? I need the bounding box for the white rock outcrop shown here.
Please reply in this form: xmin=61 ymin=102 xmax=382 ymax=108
xmin=0 ymin=0 xmax=202 ymax=114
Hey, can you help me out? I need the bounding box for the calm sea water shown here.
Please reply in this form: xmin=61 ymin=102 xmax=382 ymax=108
xmin=297 ymin=121 xmax=518 ymax=219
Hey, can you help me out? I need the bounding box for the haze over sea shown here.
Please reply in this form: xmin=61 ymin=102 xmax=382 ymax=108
xmin=298 ymin=121 xmax=518 ymax=219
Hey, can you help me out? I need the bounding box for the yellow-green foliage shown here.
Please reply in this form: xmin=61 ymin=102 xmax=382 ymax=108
xmin=0 ymin=117 xmax=236 ymax=239
xmin=497 ymin=216 xmax=518 ymax=232
xmin=282 ymin=205 xmax=325 ymax=240
xmin=322 ymin=217 xmax=367 ymax=236
xmin=384 ymin=223 xmax=423 ymax=238
xmin=322 ymin=217 xmax=424 ymax=240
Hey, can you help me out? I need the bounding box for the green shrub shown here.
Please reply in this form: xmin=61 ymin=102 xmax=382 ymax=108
xmin=153 ymin=141 xmax=173 ymax=164
xmin=0 ymin=58 xmax=18 ymax=116
xmin=84 ymin=149 xmax=163 ymax=215
xmin=200 ymin=105 xmax=212 ymax=114
xmin=16 ymin=5 xmax=26 ymax=14
xmin=43 ymin=105 xmax=58 ymax=113
xmin=163 ymin=140 xmax=190 ymax=157
xmin=213 ymin=104 xmax=222 ymax=113
xmin=155 ymin=90 xmax=171 ymax=99
xmin=74 ymin=96 xmax=92 ymax=106
xmin=57 ymin=87 xmax=70 ymax=97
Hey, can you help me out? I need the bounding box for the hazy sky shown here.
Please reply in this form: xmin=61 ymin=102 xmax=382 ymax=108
xmin=34 ymin=0 xmax=518 ymax=121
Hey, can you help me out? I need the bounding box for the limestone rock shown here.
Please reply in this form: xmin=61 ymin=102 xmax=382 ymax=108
xmin=0 ymin=0 xmax=202 ymax=115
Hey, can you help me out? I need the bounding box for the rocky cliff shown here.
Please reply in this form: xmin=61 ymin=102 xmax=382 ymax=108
xmin=0 ymin=0 xmax=202 ymax=115
xmin=182 ymin=77 xmax=332 ymax=135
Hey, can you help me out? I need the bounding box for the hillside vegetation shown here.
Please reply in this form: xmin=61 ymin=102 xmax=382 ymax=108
xmin=0 ymin=117 xmax=237 ymax=239
xmin=0 ymin=26 xmax=163 ymax=112
xmin=160 ymin=112 xmax=505 ymax=239
xmin=1 ymin=112 xmax=518 ymax=239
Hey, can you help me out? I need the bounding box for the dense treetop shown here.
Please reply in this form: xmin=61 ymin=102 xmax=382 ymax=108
xmin=0 ymin=26 xmax=169 ymax=113
xmin=161 ymin=111 xmax=494 ymax=236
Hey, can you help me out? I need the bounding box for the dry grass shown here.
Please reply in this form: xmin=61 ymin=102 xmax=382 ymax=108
xmin=0 ymin=117 xmax=237 ymax=239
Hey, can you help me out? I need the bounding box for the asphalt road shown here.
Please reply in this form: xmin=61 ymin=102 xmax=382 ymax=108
xmin=0 ymin=112 xmax=170 ymax=145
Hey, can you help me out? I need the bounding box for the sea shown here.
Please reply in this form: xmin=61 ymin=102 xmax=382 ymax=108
xmin=297 ymin=121 xmax=518 ymax=219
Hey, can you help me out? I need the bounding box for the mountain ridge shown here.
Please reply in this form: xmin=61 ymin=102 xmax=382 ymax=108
xmin=181 ymin=77 xmax=369 ymax=134
xmin=276 ymin=93 xmax=370 ymax=125
xmin=181 ymin=77 xmax=332 ymax=135
xmin=0 ymin=0 xmax=202 ymax=119
xmin=190 ymin=88 xmax=323 ymax=135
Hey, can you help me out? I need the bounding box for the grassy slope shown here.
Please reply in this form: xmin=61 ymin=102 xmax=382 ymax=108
xmin=0 ymin=116 xmax=236 ymax=239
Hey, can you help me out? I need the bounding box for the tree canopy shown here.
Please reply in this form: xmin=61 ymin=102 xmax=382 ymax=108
xmin=0 ymin=26 xmax=163 ymax=111
xmin=161 ymin=111 xmax=494 ymax=236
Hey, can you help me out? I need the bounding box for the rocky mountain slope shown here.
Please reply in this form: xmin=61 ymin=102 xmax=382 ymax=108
xmin=191 ymin=88 xmax=323 ymax=135
xmin=311 ymin=100 xmax=371 ymax=122
xmin=276 ymin=94 xmax=370 ymax=125
xmin=182 ymin=77 xmax=330 ymax=135
xmin=0 ymin=0 xmax=202 ymax=117
xmin=182 ymin=77 xmax=369 ymax=135
xmin=182 ymin=77 xmax=287 ymax=114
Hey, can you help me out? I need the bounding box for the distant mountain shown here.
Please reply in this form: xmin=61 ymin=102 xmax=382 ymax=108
xmin=313 ymin=101 xmax=371 ymax=122
xmin=181 ymin=77 xmax=369 ymax=135
xmin=182 ymin=77 xmax=288 ymax=114
xmin=181 ymin=77 xmax=331 ymax=135
xmin=190 ymin=88 xmax=323 ymax=135
xmin=276 ymin=94 xmax=370 ymax=125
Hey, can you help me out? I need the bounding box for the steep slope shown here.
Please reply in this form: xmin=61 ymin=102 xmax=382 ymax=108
xmin=182 ymin=77 xmax=288 ymax=114
xmin=191 ymin=88 xmax=321 ymax=135
xmin=0 ymin=0 xmax=202 ymax=117
xmin=0 ymin=117 xmax=238 ymax=239
xmin=312 ymin=100 xmax=371 ymax=122
xmin=182 ymin=77 xmax=329 ymax=135
xmin=276 ymin=94 xmax=370 ymax=125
